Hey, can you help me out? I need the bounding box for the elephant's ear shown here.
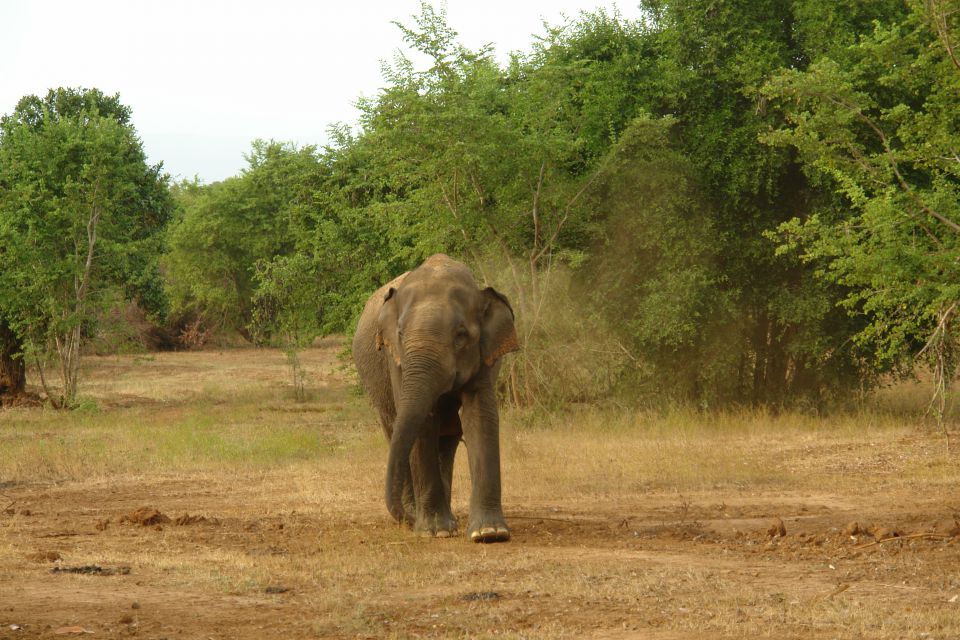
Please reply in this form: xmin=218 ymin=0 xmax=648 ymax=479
xmin=376 ymin=288 xmax=401 ymax=366
xmin=480 ymin=287 xmax=519 ymax=367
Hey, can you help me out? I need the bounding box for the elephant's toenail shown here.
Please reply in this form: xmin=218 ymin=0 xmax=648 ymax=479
xmin=436 ymin=529 xmax=451 ymax=538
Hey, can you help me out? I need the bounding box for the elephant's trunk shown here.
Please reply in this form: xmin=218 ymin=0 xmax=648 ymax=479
xmin=385 ymin=348 xmax=453 ymax=522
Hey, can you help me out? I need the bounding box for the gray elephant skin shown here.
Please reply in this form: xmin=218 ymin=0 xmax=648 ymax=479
xmin=353 ymin=254 xmax=519 ymax=542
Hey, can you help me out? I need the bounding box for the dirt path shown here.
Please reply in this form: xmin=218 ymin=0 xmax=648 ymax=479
xmin=2 ymin=348 xmax=959 ymax=638
xmin=3 ymin=477 xmax=959 ymax=639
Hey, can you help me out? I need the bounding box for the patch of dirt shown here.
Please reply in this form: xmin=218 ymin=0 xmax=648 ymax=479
xmin=5 ymin=477 xmax=959 ymax=639
xmin=3 ymin=347 xmax=960 ymax=639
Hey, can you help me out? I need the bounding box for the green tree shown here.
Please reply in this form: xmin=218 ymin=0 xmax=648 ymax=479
xmin=0 ymin=88 xmax=172 ymax=407
xmin=612 ymin=0 xmax=912 ymax=406
xmin=763 ymin=0 xmax=960 ymax=418
xmin=317 ymin=6 xmax=661 ymax=405
xmin=584 ymin=116 xmax=727 ymax=401
xmin=164 ymin=140 xmax=323 ymax=339
xmin=249 ymin=253 xmax=324 ymax=400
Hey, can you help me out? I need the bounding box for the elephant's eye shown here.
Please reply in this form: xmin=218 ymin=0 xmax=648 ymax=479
xmin=454 ymin=326 xmax=469 ymax=349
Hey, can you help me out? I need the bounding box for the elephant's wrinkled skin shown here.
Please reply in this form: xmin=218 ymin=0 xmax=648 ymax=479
xmin=353 ymin=254 xmax=519 ymax=542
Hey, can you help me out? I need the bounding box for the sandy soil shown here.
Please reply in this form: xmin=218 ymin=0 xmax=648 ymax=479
xmin=1 ymin=347 xmax=959 ymax=639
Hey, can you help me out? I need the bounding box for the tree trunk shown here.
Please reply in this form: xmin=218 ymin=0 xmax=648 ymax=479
xmin=751 ymin=310 xmax=770 ymax=406
xmin=0 ymin=318 xmax=26 ymax=404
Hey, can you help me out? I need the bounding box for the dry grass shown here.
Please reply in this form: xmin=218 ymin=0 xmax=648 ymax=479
xmin=1 ymin=345 xmax=960 ymax=639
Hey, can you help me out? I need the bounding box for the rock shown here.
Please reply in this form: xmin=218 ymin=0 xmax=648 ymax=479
xmin=461 ymin=591 xmax=500 ymax=601
xmin=265 ymin=585 xmax=290 ymax=594
xmin=950 ymin=520 xmax=960 ymax=538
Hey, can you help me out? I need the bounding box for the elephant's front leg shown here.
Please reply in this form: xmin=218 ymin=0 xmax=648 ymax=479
xmin=435 ymin=394 xmax=462 ymax=522
xmin=410 ymin=429 xmax=457 ymax=537
xmin=460 ymin=375 xmax=509 ymax=543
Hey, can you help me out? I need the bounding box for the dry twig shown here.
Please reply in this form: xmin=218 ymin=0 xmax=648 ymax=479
xmin=853 ymin=533 xmax=952 ymax=549
xmin=821 ymin=583 xmax=851 ymax=600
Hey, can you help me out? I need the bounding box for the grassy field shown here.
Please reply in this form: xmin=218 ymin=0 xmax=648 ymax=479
xmin=1 ymin=343 xmax=959 ymax=639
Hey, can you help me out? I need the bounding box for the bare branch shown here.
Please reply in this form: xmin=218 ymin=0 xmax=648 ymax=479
xmin=531 ymin=161 xmax=546 ymax=257
xmin=438 ymin=183 xmax=474 ymax=253
xmin=927 ymin=0 xmax=960 ymax=72
xmin=32 ymin=350 xmax=60 ymax=410
xmin=531 ymin=166 xmax=601 ymax=265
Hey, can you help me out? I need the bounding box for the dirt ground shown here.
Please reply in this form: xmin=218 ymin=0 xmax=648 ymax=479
xmin=1 ymin=345 xmax=959 ymax=639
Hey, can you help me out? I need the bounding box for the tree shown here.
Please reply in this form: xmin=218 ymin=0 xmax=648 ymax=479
xmin=586 ymin=0 xmax=918 ymax=407
xmin=0 ymin=88 xmax=172 ymax=407
xmin=321 ymin=6 xmax=659 ymax=405
xmin=249 ymin=253 xmax=324 ymax=401
xmin=583 ymin=116 xmax=727 ymax=401
xmin=763 ymin=0 xmax=960 ymax=419
xmin=0 ymin=317 xmax=25 ymax=405
xmin=164 ymin=140 xmax=322 ymax=340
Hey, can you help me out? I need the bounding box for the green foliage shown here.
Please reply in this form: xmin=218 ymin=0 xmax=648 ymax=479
xmin=763 ymin=0 xmax=960 ymax=415
xmin=5 ymin=4 xmax=951 ymax=414
xmin=254 ymin=1 xmax=939 ymax=409
xmin=320 ymin=6 xmax=673 ymax=405
xmin=609 ymin=0 xmax=918 ymax=407
xmin=0 ymin=87 xmax=172 ymax=407
xmin=583 ymin=116 xmax=730 ymax=401
xmin=249 ymin=252 xmax=324 ymax=400
xmin=164 ymin=140 xmax=323 ymax=337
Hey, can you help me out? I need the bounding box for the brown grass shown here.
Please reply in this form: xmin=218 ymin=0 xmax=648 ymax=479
xmin=1 ymin=344 xmax=959 ymax=638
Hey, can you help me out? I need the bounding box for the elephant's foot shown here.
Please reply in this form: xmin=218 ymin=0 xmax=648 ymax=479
xmin=468 ymin=514 xmax=510 ymax=543
xmin=389 ymin=505 xmax=416 ymax=527
xmin=415 ymin=510 xmax=458 ymax=539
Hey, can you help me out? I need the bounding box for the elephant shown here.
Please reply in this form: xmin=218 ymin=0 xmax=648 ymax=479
xmin=352 ymin=254 xmax=519 ymax=542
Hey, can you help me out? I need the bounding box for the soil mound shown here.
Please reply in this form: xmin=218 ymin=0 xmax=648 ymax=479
xmin=120 ymin=506 xmax=171 ymax=526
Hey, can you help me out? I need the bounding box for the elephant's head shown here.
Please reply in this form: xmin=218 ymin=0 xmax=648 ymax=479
xmin=372 ymin=258 xmax=519 ymax=521
xmin=375 ymin=268 xmax=517 ymax=393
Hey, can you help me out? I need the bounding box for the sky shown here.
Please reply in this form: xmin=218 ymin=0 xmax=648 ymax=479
xmin=1 ymin=1 xmax=643 ymax=183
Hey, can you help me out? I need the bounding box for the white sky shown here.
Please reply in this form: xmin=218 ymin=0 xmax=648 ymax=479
xmin=1 ymin=1 xmax=642 ymax=183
